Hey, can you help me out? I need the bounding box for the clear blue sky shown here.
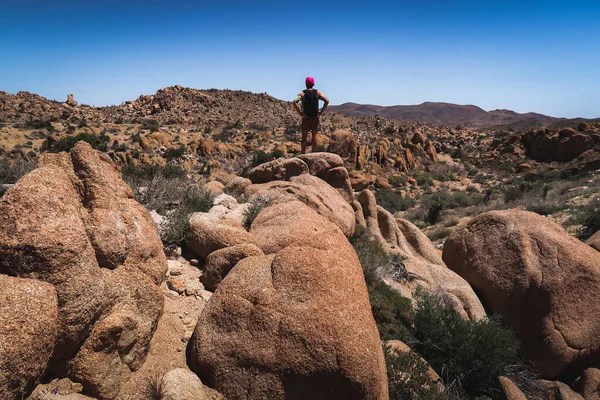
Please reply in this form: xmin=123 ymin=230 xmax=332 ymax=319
xmin=1 ymin=0 xmax=599 ymax=118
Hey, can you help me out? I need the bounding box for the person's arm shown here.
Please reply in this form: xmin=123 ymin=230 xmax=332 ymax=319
xmin=318 ymin=91 xmax=329 ymax=115
xmin=292 ymin=92 xmax=303 ymax=116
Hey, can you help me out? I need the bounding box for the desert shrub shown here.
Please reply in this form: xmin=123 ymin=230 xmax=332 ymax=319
xmin=163 ymin=144 xmax=185 ymax=161
xmin=24 ymin=118 xmax=52 ymax=130
xmin=427 ymin=227 xmax=451 ymax=242
xmin=160 ymin=206 xmax=190 ymax=248
xmin=566 ymin=198 xmax=600 ymax=239
xmin=388 ymin=174 xmax=407 ymax=187
xmin=0 ymin=157 xmax=36 ymax=184
xmin=525 ymin=200 xmax=567 ymax=216
xmin=250 ymin=150 xmax=278 ymax=167
xmin=369 ymin=281 xmax=414 ymax=341
xmin=442 ymin=216 xmax=460 ymax=227
xmin=49 ymin=132 xmax=110 ymax=153
xmin=78 ymin=118 xmax=88 ymax=128
xmin=141 ymin=372 xmax=167 ymax=400
xmin=243 ymin=196 xmax=272 ymax=230
xmin=271 ymin=148 xmax=285 ymax=159
xmin=183 ymin=185 xmax=214 ymax=213
xmin=375 ymin=189 xmax=414 ymax=213
xmin=141 ymin=119 xmax=160 ymax=132
xmin=385 ymin=346 xmax=449 ymax=400
xmin=123 ymin=164 xmax=189 ymax=213
xmin=466 ymin=185 xmax=479 ymax=193
xmin=413 ymin=289 xmax=522 ymax=398
xmin=503 ymin=185 xmax=523 ymax=202
xmin=409 ymin=171 xmax=434 ymax=187
xmin=351 ymin=234 xmax=395 ymax=286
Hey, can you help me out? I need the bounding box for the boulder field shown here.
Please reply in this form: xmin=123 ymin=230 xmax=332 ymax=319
xmin=7 ymin=146 xmax=600 ymax=398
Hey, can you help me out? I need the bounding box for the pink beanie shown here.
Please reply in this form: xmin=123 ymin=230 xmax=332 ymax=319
xmin=305 ymin=76 xmax=315 ymax=85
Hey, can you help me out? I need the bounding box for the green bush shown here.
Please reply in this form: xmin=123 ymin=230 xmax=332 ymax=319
xmin=427 ymin=227 xmax=451 ymax=242
xmin=0 ymin=157 xmax=36 ymax=185
xmin=370 ymin=281 xmax=414 ymax=341
xmin=351 ymin=234 xmax=395 ymax=286
xmin=164 ymin=144 xmax=185 ymax=161
xmin=141 ymin=119 xmax=160 ymax=132
xmin=375 ymin=189 xmax=415 ymax=213
xmin=385 ymin=346 xmax=449 ymax=400
xmin=409 ymin=171 xmax=434 ymax=187
xmin=49 ymin=132 xmax=110 ymax=153
xmin=243 ymin=196 xmax=272 ymax=230
xmin=413 ymin=289 xmax=521 ymax=398
xmin=159 ymin=186 xmax=215 ymax=248
xmin=566 ymin=198 xmax=600 ymax=240
xmin=388 ymin=175 xmax=407 ymax=187
xmin=251 ymin=150 xmax=275 ymax=167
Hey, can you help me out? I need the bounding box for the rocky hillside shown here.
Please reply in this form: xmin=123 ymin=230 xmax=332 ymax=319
xmin=330 ymin=101 xmax=599 ymax=128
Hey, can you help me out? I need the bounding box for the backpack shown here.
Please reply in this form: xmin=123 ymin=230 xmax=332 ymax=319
xmin=303 ymin=89 xmax=319 ymax=117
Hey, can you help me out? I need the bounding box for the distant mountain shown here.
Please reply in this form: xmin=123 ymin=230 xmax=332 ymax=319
xmin=328 ymin=101 xmax=560 ymax=128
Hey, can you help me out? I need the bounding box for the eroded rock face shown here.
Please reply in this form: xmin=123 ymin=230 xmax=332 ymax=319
xmin=587 ymin=230 xmax=600 ymax=252
xmin=357 ymin=189 xmax=485 ymax=320
xmin=250 ymin=200 xmax=341 ymax=254
xmin=0 ymin=142 xmax=166 ymax=399
xmin=245 ymin=174 xmax=355 ymax=237
xmin=498 ymin=376 xmax=527 ymax=400
xmin=573 ymin=368 xmax=600 ymax=399
xmin=0 ymin=276 xmax=58 ymax=398
xmin=187 ymin=213 xmax=257 ymax=260
xmin=201 ymin=243 xmax=264 ymax=291
xmin=161 ymin=368 xmax=224 ymax=400
xmin=443 ymin=210 xmax=600 ymax=379
xmin=248 ymin=157 xmax=309 ymax=184
xmin=189 ymin=205 xmax=387 ymax=399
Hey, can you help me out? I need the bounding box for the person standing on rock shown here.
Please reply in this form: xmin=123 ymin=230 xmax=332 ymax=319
xmin=293 ymin=76 xmax=329 ymax=154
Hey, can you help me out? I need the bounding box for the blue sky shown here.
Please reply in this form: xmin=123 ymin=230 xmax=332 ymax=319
xmin=1 ymin=0 xmax=599 ymax=118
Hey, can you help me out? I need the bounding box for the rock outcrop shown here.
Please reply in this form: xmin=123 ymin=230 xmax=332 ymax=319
xmin=587 ymin=230 xmax=600 ymax=252
xmin=189 ymin=202 xmax=387 ymax=399
xmin=443 ymin=210 xmax=600 ymax=379
xmin=245 ymin=173 xmax=355 ymax=237
xmin=201 ymin=243 xmax=264 ymax=291
xmin=574 ymin=368 xmax=600 ymax=399
xmin=498 ymin=376 xmax=528 ymax=400
xmin=187 ymin=213 xmax=257 ymax=260
xmin=0 ymin=275 xmax=58 ymax=398
xmin=0 ymin=142 xmax=166 ymax=399
xmin=358 ymin=189 xmax=485 ymax=320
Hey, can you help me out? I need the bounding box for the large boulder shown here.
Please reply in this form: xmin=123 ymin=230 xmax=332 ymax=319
xmin=245 ymin=174 xmax=355 ymax=237
xmin=297 ymin=153 xmax=353 ymax=202
xmin=189 ymin=227 xmax=388 ymax=399
xmin=0 ymin=142 xmax=166 ymax=398
xmin=161 ymin=368 xmax=223 ymax=400
xmin=573 ymin=368 xmax=600 ymax=399
xmin=329 ymin=129 xmax=357 ymax=159
xmin=0 ymin=275 xmax=58 ymax=398
xmin=358 ymin=190 xmax=485 ymax=320
xmin=250 ymin=200 xmax=341 ymax=254
xmin=498 ymin=376 xmax=527 ymax=400
xmin=443 ymin=210 xmax=600 ymax=379
xmin=587 ymin=230 xmax=600 ymax=252
xmin=248 ymin=158 xmax=309 ymax=184
xmin=201 ymin=243 xmax=264 ymax=291
xmin=187 ymin=213 xmax=257 ymax=260
xmin=539 ymin=380 xmax=584 ymax=400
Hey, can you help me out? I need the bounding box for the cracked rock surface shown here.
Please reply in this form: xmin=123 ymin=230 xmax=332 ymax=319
xmin=443 ymin=209 xmax=600 ymax=379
